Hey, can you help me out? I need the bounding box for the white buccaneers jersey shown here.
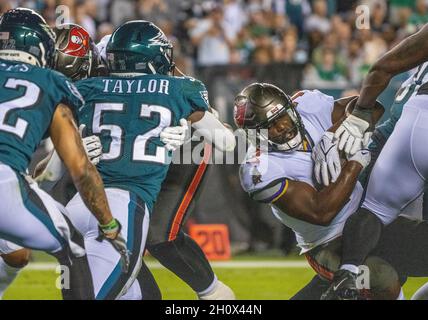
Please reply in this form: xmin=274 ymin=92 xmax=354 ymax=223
xmin=239 ymin=90 xmax=364 ymax=254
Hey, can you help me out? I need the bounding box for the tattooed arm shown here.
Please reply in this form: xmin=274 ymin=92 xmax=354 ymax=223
xmin=357 ymin=23 xmax=428 ymax=110
xmin=49 ymin=104 xmax=113 ymax=227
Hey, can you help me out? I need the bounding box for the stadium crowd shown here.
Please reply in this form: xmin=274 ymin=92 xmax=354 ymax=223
xmin=0 ymin=0 xmax=426 ymax=90
xmin=0 ymin=0 xmax=426 ymax=254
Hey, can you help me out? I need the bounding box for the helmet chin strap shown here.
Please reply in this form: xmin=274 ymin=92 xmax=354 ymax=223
xmin=274 ymin=131 xmax=303 ymax=151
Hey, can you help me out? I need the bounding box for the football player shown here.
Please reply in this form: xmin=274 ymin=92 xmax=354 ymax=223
xmin=236 ymin=83 xmax=428 ymax=299
xmin=0 ymin=8 xmax=128 ymax=299
xmin=92 ymin=27 xmax=235 ymax=300
xmin=97 ymin=35 xmax=236 ymax=299
xmin=42 ymin=20 xmax=235 ymax=300
xmin=41 ymin=22 xmax=235 ymax=300
xmin=316 ymin=23 xmax=428 ymax=300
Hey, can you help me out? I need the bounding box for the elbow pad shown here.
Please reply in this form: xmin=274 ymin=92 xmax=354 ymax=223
xmin=191 ymin=111 xmax=236 ymax=152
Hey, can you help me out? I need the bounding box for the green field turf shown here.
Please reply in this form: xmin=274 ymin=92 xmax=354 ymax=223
xmin=2 ymin=255 xmax=428 ymax=300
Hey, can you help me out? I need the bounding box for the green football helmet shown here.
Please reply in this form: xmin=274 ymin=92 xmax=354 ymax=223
xmin=106 ymin=20 xmax=174 ymax=75
xmin=0 ymin=8 xmax=56 ymax=68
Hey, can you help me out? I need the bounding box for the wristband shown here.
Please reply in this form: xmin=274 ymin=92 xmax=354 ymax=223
xmin=352 ymin=105 xmax=374 ymax=124
xmin=99 ymin=218 xmax=119 ymax=232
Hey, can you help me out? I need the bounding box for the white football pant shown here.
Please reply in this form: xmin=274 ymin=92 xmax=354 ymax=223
xmin=66 ymin=188 xmax=150 ymax=300
xmin=363 ymin=96 xmax=428 ymax=224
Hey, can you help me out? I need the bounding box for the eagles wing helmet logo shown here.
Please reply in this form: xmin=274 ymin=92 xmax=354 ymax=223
xmin=148 ymin=32 xmax=168 ymax=47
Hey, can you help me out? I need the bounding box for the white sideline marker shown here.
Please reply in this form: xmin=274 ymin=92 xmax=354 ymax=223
xmin=26 ymin=260 xmax=310 ymax=271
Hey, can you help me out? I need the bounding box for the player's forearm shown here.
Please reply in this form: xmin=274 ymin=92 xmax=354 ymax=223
xmin=313 ymin=161 xmax=362 ymax=224
xmin=357 ymin=24 xmax=428 ymax=109
xmin=71 ymin=161 xmax=113 ymax=225
xmin=356 ymin=67 xmax=393 ymax=109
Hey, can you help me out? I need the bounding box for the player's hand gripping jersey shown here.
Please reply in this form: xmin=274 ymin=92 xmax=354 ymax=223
xmin=240 ymin=90 xmax=364 ymax=253
xmin=76 ymin=74 xmax=209 ymax=211
xmin=0 ymin=59 xmax=83 ymax=173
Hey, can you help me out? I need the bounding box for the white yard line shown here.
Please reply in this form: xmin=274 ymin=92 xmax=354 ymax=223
xmin=26 ymin=260 xmax=310 ymax=271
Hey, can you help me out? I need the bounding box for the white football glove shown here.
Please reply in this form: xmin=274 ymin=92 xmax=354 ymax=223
xmin=347 ymin=148 xmax=371 ymax=170
xmin=312 ymin=132 xmax=341 ymax=187
xmin=160 ymin=119 xmax=190 ymax=151
xmin=79 ymin=125 xmax=102 ymax=165
xmin=335 ymin=115 xmax=371 ymax=156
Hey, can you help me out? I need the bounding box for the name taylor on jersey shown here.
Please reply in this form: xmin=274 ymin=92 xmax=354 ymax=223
xmin=102 ymin=78 xmax=170 ymax=95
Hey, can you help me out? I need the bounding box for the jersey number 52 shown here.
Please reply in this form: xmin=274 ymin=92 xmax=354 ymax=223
xmin=92 ymin=103 xmax=172 ymax=164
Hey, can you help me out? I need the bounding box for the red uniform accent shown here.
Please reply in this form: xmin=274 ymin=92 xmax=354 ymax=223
xmin=305 ymin=253 xmax=334 ymax=281
xmin=168 ymin=143 xmax=212 ymax=241
xmin=61 ymin=26 xmax=90 ymax=57
xmin=233 ymin=99 xmax=248 ymax=128
xmin=291 ymin=90 xmax=305 ymax=101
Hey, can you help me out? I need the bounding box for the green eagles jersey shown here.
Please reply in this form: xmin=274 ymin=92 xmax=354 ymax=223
xmin=76 ymin=74 xmax=210 ymax=211
xmin=0 ymin=58 xmax=84 ymax=173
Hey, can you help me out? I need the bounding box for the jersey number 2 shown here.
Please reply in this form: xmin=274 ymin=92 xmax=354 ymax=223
xmin=0 ymin=78 xmax=40 ymax=139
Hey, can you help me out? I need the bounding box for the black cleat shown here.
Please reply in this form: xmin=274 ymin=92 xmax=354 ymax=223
xmin=321 ymin=269 xmax=359 ymax=300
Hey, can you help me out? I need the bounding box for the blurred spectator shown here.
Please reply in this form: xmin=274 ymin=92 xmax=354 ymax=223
xmin=302 ymin=48 xmax=348 ymax=89
xmin=360 ymin=30 xmax=388 ymax=65
xmin=273 ymin=0 xmax=311 ymax=38
xmin=75 ymin=0 xmax=97 ymax=38
xmin=304 ymin=0 xmax=331 ymax=34
xmin=252 ymin=46 xmax=273 ymax=65
xmin=273 ymin=27 xmax=307 ymax=63
xmin=389 ymin=0 xmax=415 ymax=27
xmin=96 ymin=22 xmax=114 ymax=42
xmin=407 ymin=0 xmax=428 ymax=32
xmin=189 ymin=5 xmax=232 ymax=66
xmin=246 ymin=5 xmax=271 ymax=39
xmin=223 ymin=0 xmax=247 ymax=42
xmin=41 ymin=0 xmax=56 ymax=26
xmin=312 ymin=32 xmax=347 ymax=76
xmin=347 ymin=38 xmax=368 ymax=87
xmin=110 ymin=0 xmax=136 ymax=27
xmin=371 ymin=1 xmax=388 ymax=33
xmin=139 ymin=0 xmax=181 ymax=26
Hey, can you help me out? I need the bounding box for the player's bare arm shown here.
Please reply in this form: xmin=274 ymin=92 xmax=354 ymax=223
xmin=331 ymin=96 xmax=385 ymax=129
xmin=49 ymin=103 xmax=113 ymax=227
xmin=274 ymin=160 xmax=363 ymax=226
xmin=334 ymin=25 xmax=428 ymax=155
xmin=357 ymin=23 xmax=428 ymax=110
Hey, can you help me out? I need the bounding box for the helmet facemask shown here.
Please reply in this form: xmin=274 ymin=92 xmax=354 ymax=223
xmin=259 ymin=104 xmax=305 ymax=151
xmin=158 ymin=44 xmax=175 ymax=75
xmin=235 ymin=96 xmax=305 ymax=152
